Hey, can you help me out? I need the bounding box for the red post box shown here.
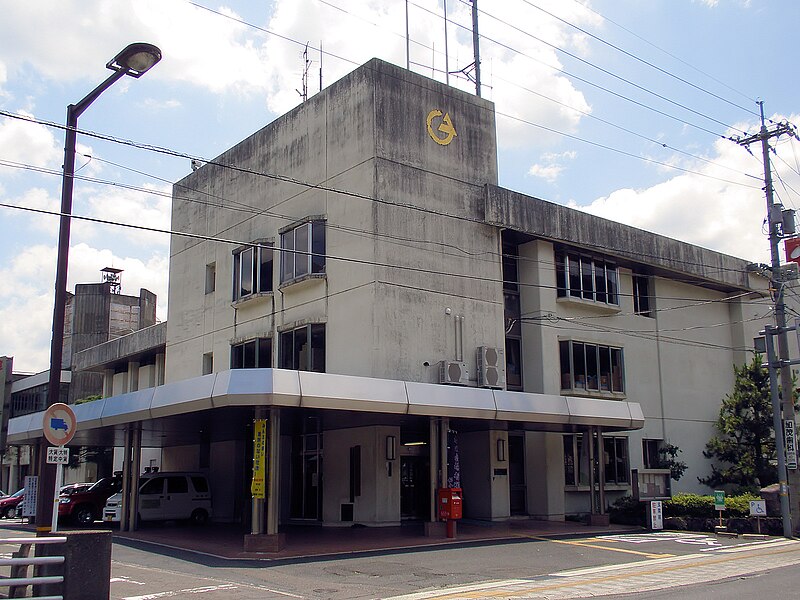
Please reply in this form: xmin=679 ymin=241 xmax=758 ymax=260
xmin=437 ymin=488 xmax=463 ymax=521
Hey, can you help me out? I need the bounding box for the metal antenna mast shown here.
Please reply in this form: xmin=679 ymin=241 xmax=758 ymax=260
xmin=443 ymin=0 xmax=449 ymax=85
xmin=296 ymin=43 xmax=310 ymax=102
xmin=735 ymin=101 xmax=799 ymax=537
xmin=471 ymin=0 xmax=481 ymax=96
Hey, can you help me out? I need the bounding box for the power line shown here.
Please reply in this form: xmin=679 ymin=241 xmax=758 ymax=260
xmin=517 ymin=0 xmax=758 ymax=117
xmin=565 ymin=0 xmax=756 ymax=105
xmin=0 ymin=108 xmax=767 ymax=282
xmin=446 ymin=0 xmax=747 ymax=134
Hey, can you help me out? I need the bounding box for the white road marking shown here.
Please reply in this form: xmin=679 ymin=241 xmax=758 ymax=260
xmin=113 ymin=560 xmax=304 ymax=598
xmin=123 ymin=584 xmax=237 ymax=600
xmin=111 ymin=575 xmax=146 ymax=585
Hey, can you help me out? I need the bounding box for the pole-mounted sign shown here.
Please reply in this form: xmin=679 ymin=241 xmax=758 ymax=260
xmin=42 ymin=402 xmax=76 ymax=532
xmin=42 ymin=403 xmax=76 ymax=447
xmin=785 ymin=419 xmax=798 ymax=470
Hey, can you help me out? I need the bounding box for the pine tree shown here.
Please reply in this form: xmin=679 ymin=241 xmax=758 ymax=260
xmin=699 ymin=354 xmax=775 ymax=493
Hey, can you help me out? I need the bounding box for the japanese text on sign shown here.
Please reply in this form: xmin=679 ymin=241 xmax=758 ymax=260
xmin=46 ymin=446 xmax=69 ymax=464
xmin=251 ymin=419 xmax=267 ymax=499
xmin=785 ymin=420 xmax=797 ymax=470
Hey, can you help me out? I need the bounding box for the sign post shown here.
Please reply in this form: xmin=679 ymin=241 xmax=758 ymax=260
xmin=749 ymin=499 xmax=767 ymax=534
xmin=42 ymin=403 xmax=76 ymax=532
xmin=713 ymin=490 xmax=726 ymax=528
xmin=648 ymin=500 xmax=664 ymax=530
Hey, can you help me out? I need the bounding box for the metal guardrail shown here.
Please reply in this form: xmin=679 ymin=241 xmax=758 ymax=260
xmin=0 ymin=537 xmax=66 ymax=600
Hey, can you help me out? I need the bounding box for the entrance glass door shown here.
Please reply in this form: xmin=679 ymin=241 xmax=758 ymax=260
xmin=509 ymin=434 xmax=527 ymax=515
xmin=290 ymin=429 xmax=322 ymax=520
xmin=400 ymin=456 xmax=429 ymax=520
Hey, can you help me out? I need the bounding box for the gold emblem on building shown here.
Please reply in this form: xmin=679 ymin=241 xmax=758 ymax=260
xmin=426 ymin=109 xmax=457 ymax=145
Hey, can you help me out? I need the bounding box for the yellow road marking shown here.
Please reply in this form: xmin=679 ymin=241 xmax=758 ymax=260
xmin=424 ymin=543 xmax=800 ymax=599
xmin=518 ymin=534 xmax=673 ymax=559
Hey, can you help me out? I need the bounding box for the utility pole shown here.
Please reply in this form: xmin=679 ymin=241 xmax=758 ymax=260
xmin=736 ymin=102 xmax=798 ymax=535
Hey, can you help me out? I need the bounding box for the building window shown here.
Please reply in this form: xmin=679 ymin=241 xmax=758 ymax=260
xmin=564 ymin=434 xmax=630 ymax=486
xmin=604 ymin=437 xmax=630 ymax=484
xmin=633 ymin=274 xmax=653 ymax=317
xmin=280 ymin=220 xmax=325 ymax=283
xmin=503 ymin=240 xmax=523 ymax=391
xmin=231 ymin=338 xmax=272 ymax=369
xmin=232 ymin=243 xmax=273 ymax=302
xmin=563 ymin=434 xmax=590 ymax=486
xmin=202 ymin=352 xmax=213 ymax=375
xmin=279 ymin=324 xmax=325 ymax=372
xmin=642 ymin=439 xmax=661 ymax=469
xmin=559 ymin=340 xmax=624 ymax=393
xmin=205 ymin=262 xmax=216 ymax=294
xmin=555 ymin=249 xmax=618 ymax=305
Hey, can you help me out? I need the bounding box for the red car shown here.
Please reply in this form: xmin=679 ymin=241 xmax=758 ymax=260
xmin=58 ymin=476 xmax=122 ymax=526
xmin=0 ymin=489 xmax=25 ymax=519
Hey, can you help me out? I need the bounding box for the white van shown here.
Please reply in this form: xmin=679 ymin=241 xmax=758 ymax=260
xmin=103 ymin=472 xmax=212 ymax=524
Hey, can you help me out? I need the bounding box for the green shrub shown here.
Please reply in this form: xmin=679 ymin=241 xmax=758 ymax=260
xmin=610 ymin=493 xmax=762 ymax=525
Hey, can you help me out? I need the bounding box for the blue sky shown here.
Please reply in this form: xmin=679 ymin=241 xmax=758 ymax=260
xmin=1 ymin=0 xmax=799 ymax=372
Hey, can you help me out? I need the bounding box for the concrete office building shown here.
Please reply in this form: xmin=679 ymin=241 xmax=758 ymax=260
xmin=7 ymin=59 xmax=776 ymax=545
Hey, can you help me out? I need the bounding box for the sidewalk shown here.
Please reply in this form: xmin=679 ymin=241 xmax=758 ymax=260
xmin=0 ymin=517 xmax=641 ymax=562
xmin=111 ymin=519 xmax=642 ymax=561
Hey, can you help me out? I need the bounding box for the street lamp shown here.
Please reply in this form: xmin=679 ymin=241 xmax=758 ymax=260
xmin=38 ymin=43 xmax=161 ymax=532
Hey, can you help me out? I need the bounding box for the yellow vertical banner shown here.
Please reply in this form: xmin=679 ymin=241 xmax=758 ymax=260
xmin=251 ymin=418 xmax=267 ymax=499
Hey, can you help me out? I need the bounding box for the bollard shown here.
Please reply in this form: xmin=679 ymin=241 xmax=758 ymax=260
xmin=33 ymin=530 xmax=112 ymax=600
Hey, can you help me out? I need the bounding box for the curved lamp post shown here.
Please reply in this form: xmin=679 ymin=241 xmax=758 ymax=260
xmin=39 ymin=43 xmax=161 ymax=532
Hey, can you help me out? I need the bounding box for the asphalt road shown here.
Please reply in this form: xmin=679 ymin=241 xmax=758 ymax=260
xmin=106 ymin=531 xmax=800 ymax=600
xmin=2 ymin=525 xmax=798 ymax=600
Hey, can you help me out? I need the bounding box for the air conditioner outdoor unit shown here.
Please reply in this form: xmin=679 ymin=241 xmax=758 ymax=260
xmin=439 ymin=360 xmax=469 ymax=385
xmin=477 ymin=346 xmax=506 ymax=389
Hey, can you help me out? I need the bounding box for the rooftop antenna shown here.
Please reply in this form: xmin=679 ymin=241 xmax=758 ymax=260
xmin=101 ymin=267 xmax=123 ymax=295
xmin=296 ymin=43 xmax=311 ymax=102
xmin=405 ymin=0 xmax=410 ymax=70
xmin=319 ymin=41 xmax=323 ymax=93
xmin=471 ymin=0 xmax=481 ymax=96
xmin=443 ymin=0 xmax=450 ymax=85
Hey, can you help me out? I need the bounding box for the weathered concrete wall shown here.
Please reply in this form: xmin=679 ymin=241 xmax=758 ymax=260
xmin=73 ymin=323 xmax=166 ymax=372
xmin=165 ymin=58 xmax=504 ymax=384
xmin=486 ymin=184 xmax=753 ymax=290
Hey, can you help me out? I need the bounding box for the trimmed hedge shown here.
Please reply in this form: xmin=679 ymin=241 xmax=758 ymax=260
xmin=610 ymin=493 xmax=763 ymax=525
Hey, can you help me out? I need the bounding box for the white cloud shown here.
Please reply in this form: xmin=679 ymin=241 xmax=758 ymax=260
xmin=80 ymin=183 xmax=172 ymax=247
xmin=0 ymin=1 xmax=270 ymax=94
xmin=0 ymin=113 xmax=61 ymax=175
xmin=570 ymin=116 xmax=800 ymax=263
xmin=529 ymin=150 xmax=578 ymax=182
xmin=140 ymin=98 xmax=182 ymax=111
xmin=0 ymin=242 xmax=168 ymax=373
xmin=529 ymin=163 xmax=565 ymax=182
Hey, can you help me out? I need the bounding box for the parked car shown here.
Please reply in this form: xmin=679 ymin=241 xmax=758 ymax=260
xmin=58 ymin=476 xmax=122 ymax=526
xmin=59 ymin=482 xmax=92 ymax=496
xmin=104 ymin=472 xmax=211 ymax=525
xmin=0 ymin=489 xmax=25 ymax=518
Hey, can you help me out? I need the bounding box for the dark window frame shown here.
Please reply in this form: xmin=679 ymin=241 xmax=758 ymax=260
xmin=604 ymin=436 xmax=630 ymax=484
xmin=232 ymin=242 xmax=273 ymax=302
xmin=555 ymin=248 xmax=619 ymax=306
xmin=279 ymin=323 xmax=326 ymax=372
xmin=231 ymin=337 xmax=272 ymax=369
xmin=633 ymin=273 xmax=654 ymax=318
xmin=559 ymin=340 xmax=625 ymax=394
xmin=280 ymin=220 xmax=326 ymax=284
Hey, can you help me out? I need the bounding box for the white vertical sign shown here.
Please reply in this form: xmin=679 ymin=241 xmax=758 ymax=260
xmin=22 ymin=475 xmax=38 ymax=517
xmin=785 ymin=420 xmax=797 ymax=470
xmin=649 ymin=500 xmax=663 ymax=530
